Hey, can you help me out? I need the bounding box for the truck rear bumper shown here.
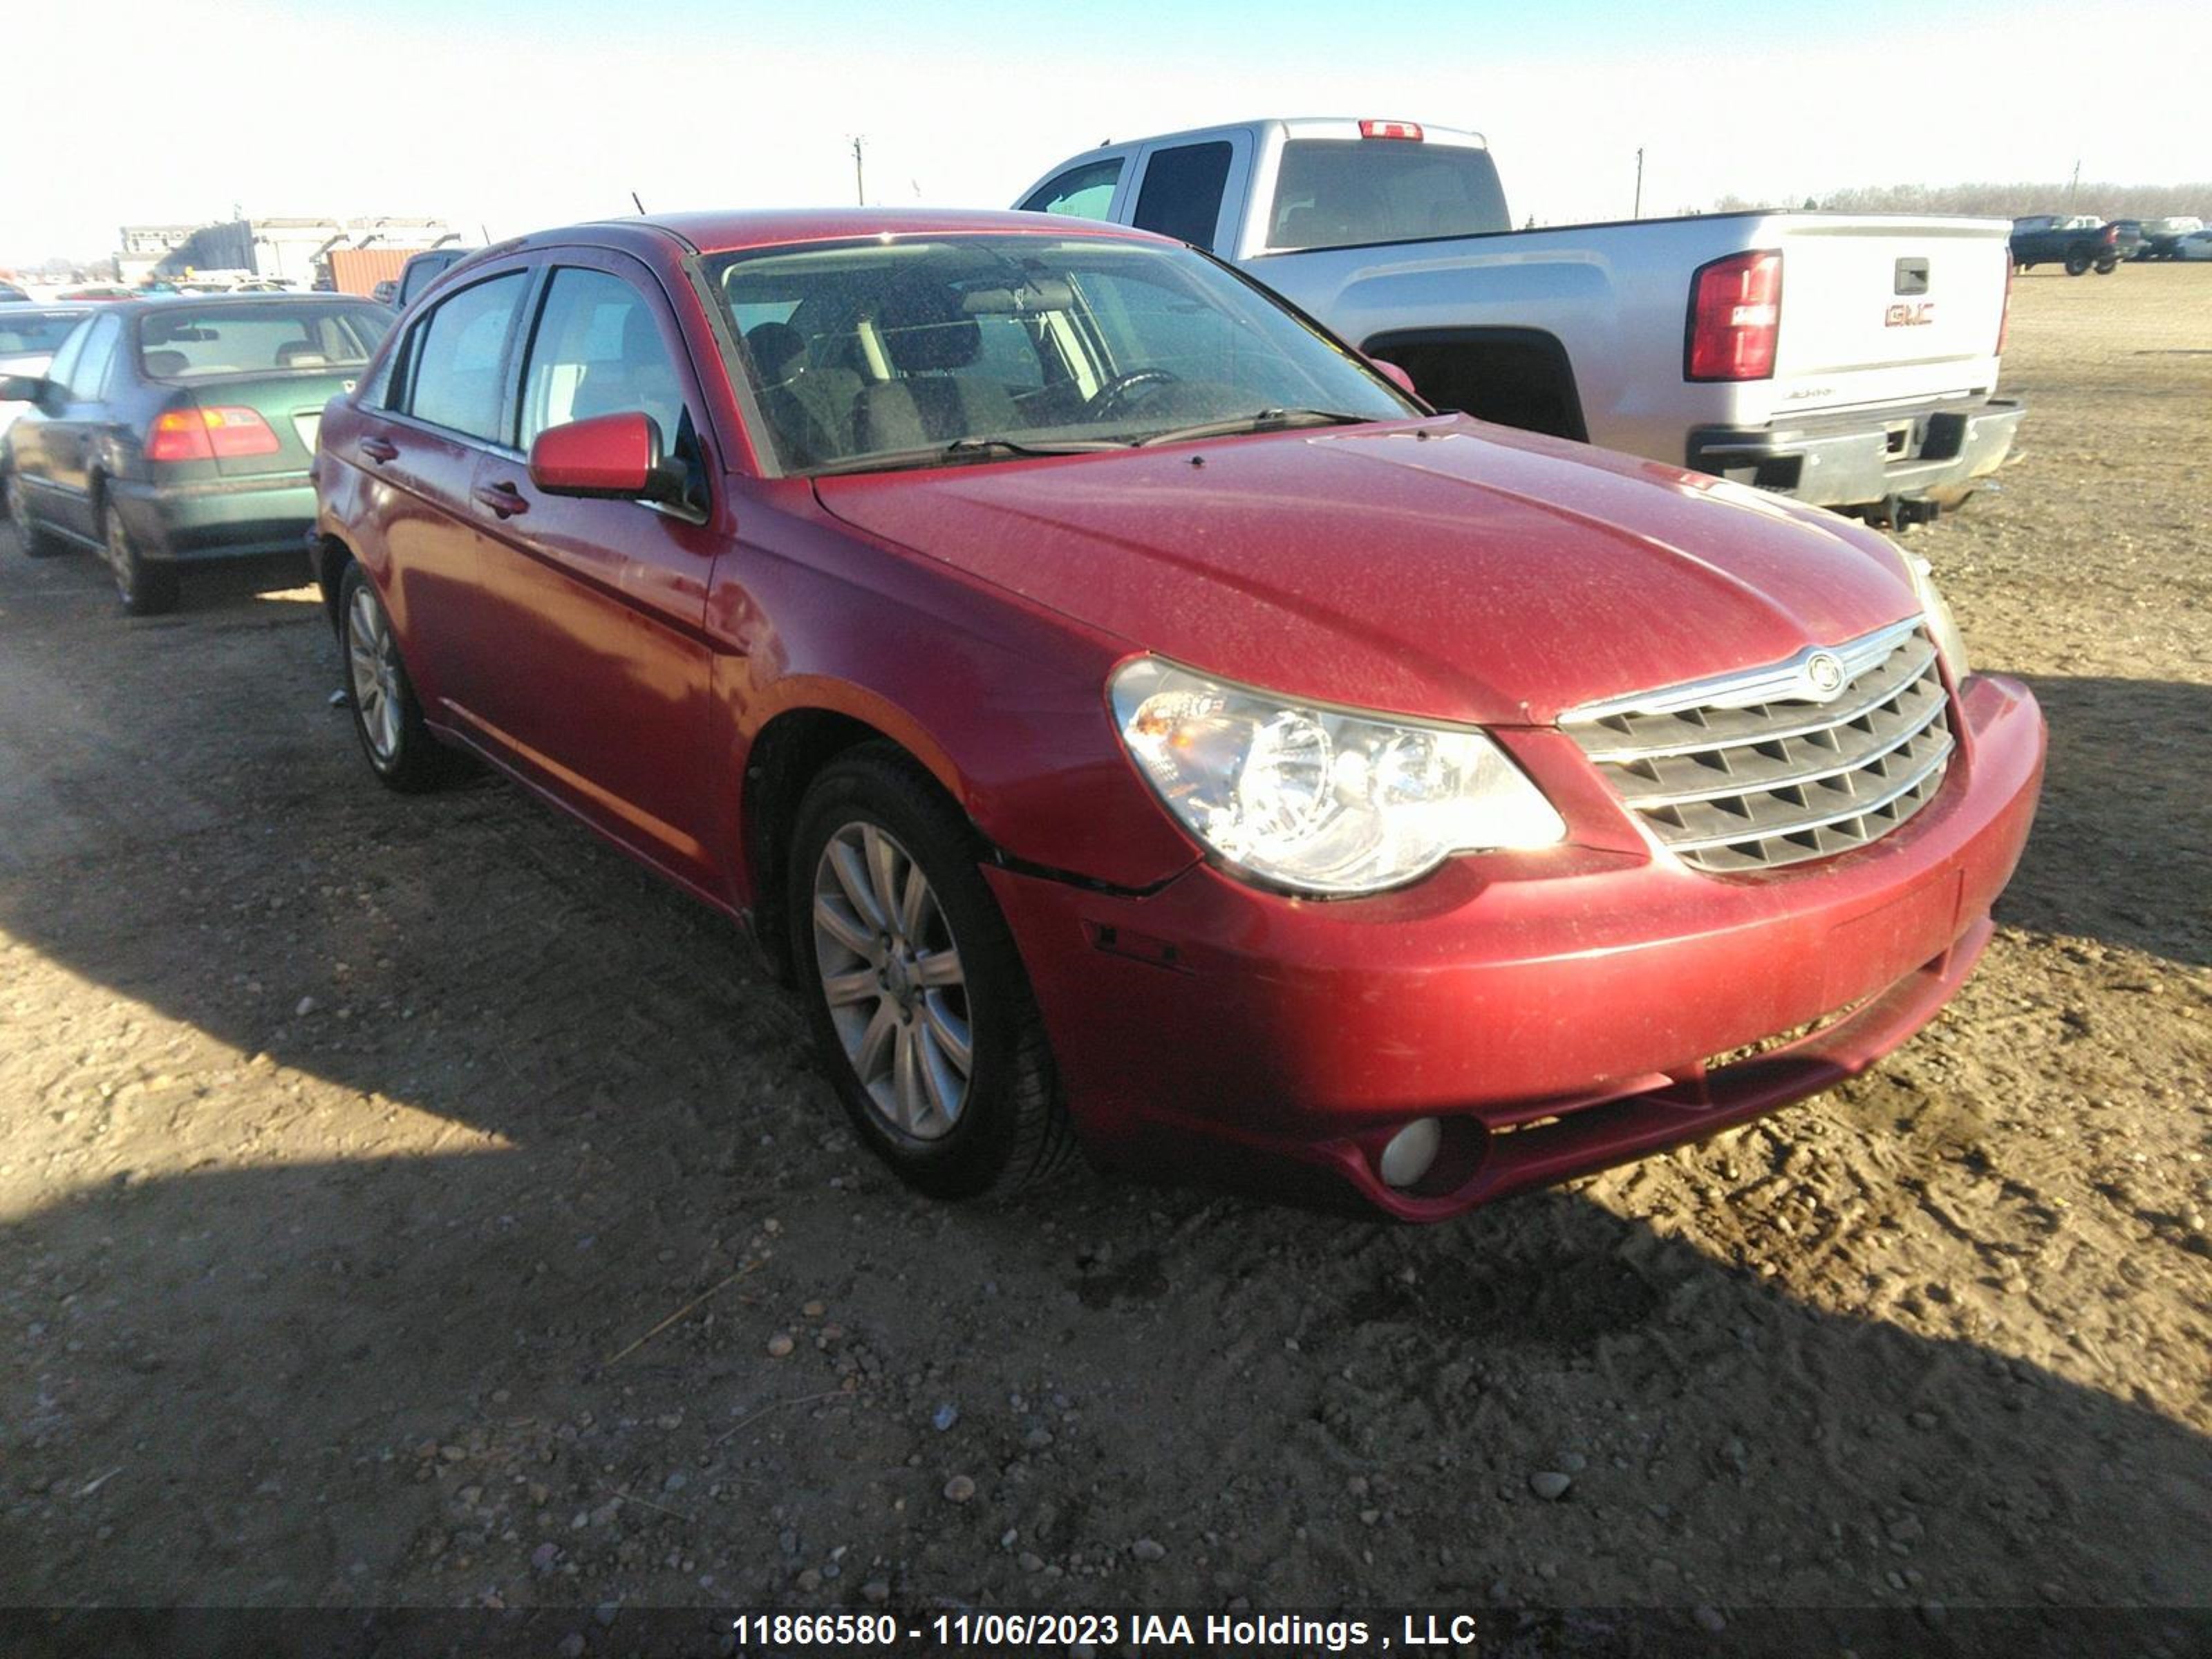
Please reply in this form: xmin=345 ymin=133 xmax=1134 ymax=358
xmin=1687 ymin=397 xmax=2023 ymax=511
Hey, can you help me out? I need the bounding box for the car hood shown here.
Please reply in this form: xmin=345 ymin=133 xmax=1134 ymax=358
xmin=812 ymin=418 xmax=1922 ymax=726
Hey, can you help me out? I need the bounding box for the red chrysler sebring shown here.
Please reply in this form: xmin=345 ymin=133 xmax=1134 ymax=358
xmin=308 ymin=209 xmax=2043 ymax=1219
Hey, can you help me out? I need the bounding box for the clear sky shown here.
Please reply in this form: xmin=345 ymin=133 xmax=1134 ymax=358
xmin=9 ymin=0 xmax=2208 ymax=263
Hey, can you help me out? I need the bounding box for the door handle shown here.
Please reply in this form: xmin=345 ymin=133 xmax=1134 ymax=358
xmin=360 ymin=436 xmax=398 ymax=462
xmin=473 ymin=481 xmax=529 ymax=518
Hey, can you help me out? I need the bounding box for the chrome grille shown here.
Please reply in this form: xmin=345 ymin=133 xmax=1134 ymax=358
xmin=1562 ymin=617 xmax=1953 ymax=873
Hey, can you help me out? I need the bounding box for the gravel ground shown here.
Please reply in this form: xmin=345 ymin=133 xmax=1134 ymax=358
xmin=0 ymin=265 xmax=2206 ymax=1649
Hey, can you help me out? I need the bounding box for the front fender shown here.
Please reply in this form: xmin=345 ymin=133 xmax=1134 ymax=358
xmin=707 ymin=480 xmax=1200 ymax=905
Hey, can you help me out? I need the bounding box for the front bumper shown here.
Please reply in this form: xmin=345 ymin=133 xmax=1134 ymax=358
xmin=109 ymin=473 xmax=317 ymax=564
xmin=1687 ymin=397 xmax=2024 ymax=510
xmin=986 ymin=673 xmax=2044 ymax=1220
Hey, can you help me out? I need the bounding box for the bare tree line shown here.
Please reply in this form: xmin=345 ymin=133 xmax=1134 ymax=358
xmin=1705 ymin=182 xmax=2211 ymax=219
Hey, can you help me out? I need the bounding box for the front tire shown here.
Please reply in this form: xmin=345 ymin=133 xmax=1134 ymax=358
xmin=2063 ymin=249 xmax=2092 ymax=276
xmin=339 ymin=561 xmax=453 ymax=792
xmin=102 ymin=504 xmax=178 ymax=615
xmin=787 ymin=745 xmax=1072 ymax=1199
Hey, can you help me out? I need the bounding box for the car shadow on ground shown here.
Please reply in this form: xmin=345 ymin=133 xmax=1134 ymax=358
xmin=0 ymin=547 xmax=2206 ymax=1644
xmin=1998 ymin=675 xmax=2212 ymax=968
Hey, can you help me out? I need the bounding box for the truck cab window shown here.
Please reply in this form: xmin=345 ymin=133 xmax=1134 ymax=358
xmin=1130 ymin=143 xmax=1232 ymax=248
xmin=1020 ymin=159 xmax=1123 ymax=221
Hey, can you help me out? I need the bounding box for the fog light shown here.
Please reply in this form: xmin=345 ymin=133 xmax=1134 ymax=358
xmin=1378 ymin=1118 xmax=1443 ymax=1190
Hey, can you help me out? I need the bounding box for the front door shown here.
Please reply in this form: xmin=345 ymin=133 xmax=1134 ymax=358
xmin=463 ymin=255 xmax=722 ymax=890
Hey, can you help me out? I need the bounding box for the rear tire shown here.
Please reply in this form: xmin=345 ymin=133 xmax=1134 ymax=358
xmin=102 ymin=503 xmax=178 ymax=615
xmin=338 ymin=561 xmax=456 ymax=793
xmin=2063 ymin=249 xmax=2092 ymax=276
xmin=2094 ymin=256 xmax=2118 ymax=275
xmin=5 ymin=471 xmax=68 ymax=559
xmin=787 ymin=744 xmax=1074 ymax=1199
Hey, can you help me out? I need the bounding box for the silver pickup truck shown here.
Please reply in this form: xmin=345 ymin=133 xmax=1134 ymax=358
xmin=1015 ymin=118 xmax=2023 ymax=523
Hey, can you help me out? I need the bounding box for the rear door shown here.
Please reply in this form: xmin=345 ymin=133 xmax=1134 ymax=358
xmin=6 ymin=317 xmax=91 ymax=526
xmin=465 ymin=252 xmax=722 ymax=887
xmin=33 ymin=312 xmax=124 ymax=539
xmin=350 ymin=265 xmax=536 ymax=718
xmin=1125 ymin=134 xmax=1251 ymax=253
xmin=1768 ymin=222 xmax=2012 ymax=413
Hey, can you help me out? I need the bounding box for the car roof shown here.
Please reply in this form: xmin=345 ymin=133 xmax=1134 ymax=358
xmin=501 ymin=207 xmax=1174 ymax=259
xmin=98 ymin=292 xmax=393 ymax=314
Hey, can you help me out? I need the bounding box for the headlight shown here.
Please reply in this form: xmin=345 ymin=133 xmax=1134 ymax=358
xmin=1904 ymin=553 xmax=1969 ymax=681
xmin=1109 ymin=659 xmax=1566 ymax=896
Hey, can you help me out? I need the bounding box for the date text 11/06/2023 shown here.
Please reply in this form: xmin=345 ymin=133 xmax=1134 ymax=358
xmin=731 ymin=1612 xmax=1484 ymax=1650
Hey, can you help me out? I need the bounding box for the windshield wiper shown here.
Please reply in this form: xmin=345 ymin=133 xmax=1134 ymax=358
xmin=808 ymin=435 xmax=1124 ymax=478
xmin=1131 ymin=408 xmax=1378 ymax=448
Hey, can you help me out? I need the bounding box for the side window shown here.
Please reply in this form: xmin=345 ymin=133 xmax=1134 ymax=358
xmin=516 ymin=268 xmax=691 ymax=451
xmin=401 ymin=273 xmax=527 ymax=442
xmin=68 ymin=315 xmax=122 ymax=400
xmin=1130 ymin=142 xmax=1233 ymax=247
xmin=1020 ymin=158 xmax=1123 ymax=220
xmin=39 ymin=319 xmax=91 ymax=396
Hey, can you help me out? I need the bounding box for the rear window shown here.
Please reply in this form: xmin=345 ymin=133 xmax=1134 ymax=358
xmin=137 ymin=303 xmax=392 ymax=379
xmin=0 ymin=312 xmax=86 ymax=356
xmin=1266 ymin=140 xmax=1510 ymax=252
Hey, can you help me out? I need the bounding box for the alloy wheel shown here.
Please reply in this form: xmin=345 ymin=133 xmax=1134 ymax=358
xmin=346 ymin=585 xmax=404 ymax=765
xmin=810 ymin=821 xmax=974 ymax=1140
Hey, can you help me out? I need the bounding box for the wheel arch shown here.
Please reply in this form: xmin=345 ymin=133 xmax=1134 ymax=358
xmin=739 ymin=702 xmax=971 ymax=982
xmin=308 ymin=531 xmax=356 ymax=633
xmin=1360 ymin=326 xmax=1589 ymax=442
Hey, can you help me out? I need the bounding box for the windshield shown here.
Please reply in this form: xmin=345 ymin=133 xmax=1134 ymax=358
xmin=1266 ymin=140 xmax=1510 ymax=252
xmin=707 ymin=234 xmax=1416 ymax=474
xmin=0 ymin=312 xmax=87 ymax=357
xmin=137 ymin=301 xmax=392 ymax=380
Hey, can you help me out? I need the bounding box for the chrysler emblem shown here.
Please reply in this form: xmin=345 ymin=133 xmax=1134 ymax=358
xmin=1803 ymin=651 xmax=1847 ymax=700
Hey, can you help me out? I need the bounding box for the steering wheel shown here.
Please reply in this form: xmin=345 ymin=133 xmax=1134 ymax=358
xmin=1087 ymin=367 xmax=1181 ymax=419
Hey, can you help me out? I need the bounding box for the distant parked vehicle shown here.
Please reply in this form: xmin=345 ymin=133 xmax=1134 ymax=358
xmin=2174 ymin=231 xmax=2212 ymax=261
xmin=371 ymin=279 xmax=400 ymax=306
xmin=0 ymin=294 xmax=391 ymax=611
xmin=2009 ymin=214 xmax=2137 ymax=274
xmin=0 ymin=281 xmax=30 ymax=304
xmin=393 ymin=247 xmax=471 ymax=310
xmin=0 ymin=306 xmax=92 ymax=445
xmin=2139 ymin=217 xmax=2205 ymax=259
xmin=55 ymin=285 xmax=136 ymax=303
xmin=1018 ymin=117 xmax=2023 ymax=522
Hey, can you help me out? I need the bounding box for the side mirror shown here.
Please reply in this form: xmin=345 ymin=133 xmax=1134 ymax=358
xmin=1369 ymin=358 xmax=1421 ymax=399
xmin=527 ymin=411 xmax=681 ymax=504
xmin=0 ymin=374 xmax=52 ymax=405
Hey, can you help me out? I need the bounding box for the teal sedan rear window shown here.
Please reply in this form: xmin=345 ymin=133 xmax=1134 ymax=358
xmin=138 ymin=303 xmax=392 ymax=379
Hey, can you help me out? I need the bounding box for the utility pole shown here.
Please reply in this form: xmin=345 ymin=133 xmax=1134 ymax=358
xmin=1633 ymin=147 xmax=1644 ymax=219
xmin=852 ymin=137 xmax=867 ymax=207
xmin=2066 ymin=158 xmax=2081 ymax=211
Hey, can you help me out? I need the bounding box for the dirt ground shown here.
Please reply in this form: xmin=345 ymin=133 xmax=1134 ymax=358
xmin=1 ymin=266 xmax=2207 ymax=1649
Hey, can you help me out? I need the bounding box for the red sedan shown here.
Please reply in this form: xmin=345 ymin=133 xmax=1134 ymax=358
xmin=308 ymin=209 xmax=2044 ymax=1219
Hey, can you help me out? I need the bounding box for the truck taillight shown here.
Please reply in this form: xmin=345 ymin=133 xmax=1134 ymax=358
xmin=2101 ymin=223 xmax=2117 ymax=245
xmin=1685 ymin=250 xmax=1783 ymax=382
xmin=147 ymin=406 xmax=280 ymax=463
xmin=1997 ymin=250 xmax=2014 ymax=355
xmin=1358 ymin=120 xmax=1423 ymax=140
